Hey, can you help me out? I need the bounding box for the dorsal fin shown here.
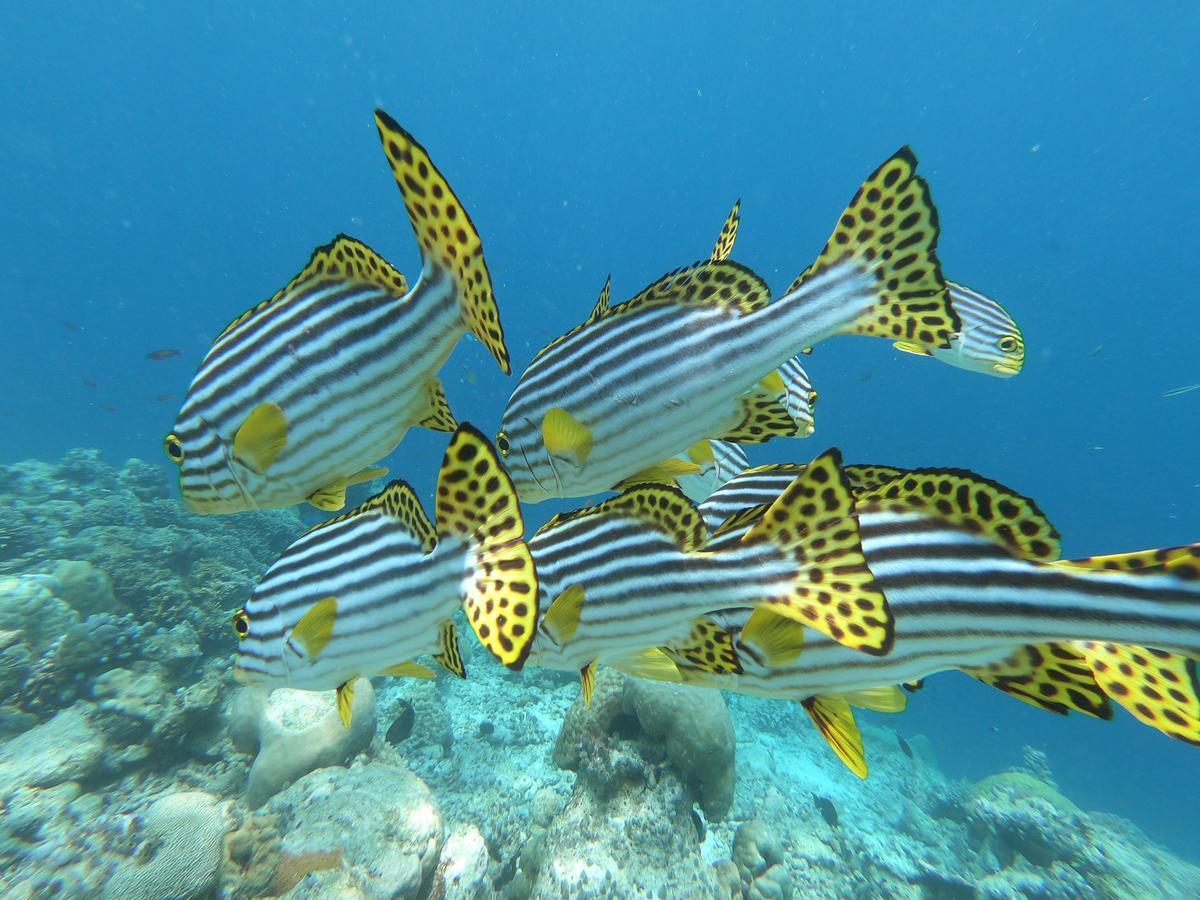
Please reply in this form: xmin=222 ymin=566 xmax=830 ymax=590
xmin=587 ymin=275 xmax=612 ymax=325
xmin=843 ymin=464 xmax=906 ymax=495
xmin=856 ymin=468 xmax=1061 ymax=562
xmin=962 ymin=643 xmax=1112 ymax=719
xmin=1055 ymin=543 xmax=1200 ymax=576
xmin=303 ymin=480 xmax=436 ymax=552
xmin=540 ymin=485 xmax=707 ymax=552
xmin=216 ymin=235 xmax=409 ymax=342
xmin=710 ymin=200 xmax=741 ymax=262
xmin=618 ymin=259 xmax=771 ymax=318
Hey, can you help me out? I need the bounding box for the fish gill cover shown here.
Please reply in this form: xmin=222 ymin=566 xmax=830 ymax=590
xmin=0 ymin=2 xmax=1198 ymax=897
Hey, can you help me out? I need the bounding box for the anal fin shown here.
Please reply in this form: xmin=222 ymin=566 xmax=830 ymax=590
xmin=668 ymin=617 xmax=743 ymax=676
xmin=962 ymin=643 xmax=1112 ymax=719
xmin=377 ymin=661 xmax=435 ymax=679
xmin=1076 ymin=641 xmax=1200 ymax=746
xmin=416 ymin=377 xmax=457 ymax=432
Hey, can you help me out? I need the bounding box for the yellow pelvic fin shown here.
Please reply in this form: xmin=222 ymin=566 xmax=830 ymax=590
xmin=710 ymin=199 xmax=741 ymax=262
xmin=548 ymin=485 xmax=708 ymax=552
xmin=305 ymin=480 xmax=437 ymax=552
xmin=857 ymin=468 xmax=1061 ymax=563
xmin=608 ymin=648 xmax=682 ymax=684
xmin=289 ymin=597 xmax=338 ymax=659
xmin=377 ymin=661 xmax=435 ymax=679
xmin=743 ymin=448 xmax=893 ymax=656
xmin=336 ymin=680 xmax=355 ymax=729
xmin=962 ymin=643 xmax=1112 ymax=719
xmin=374 ymin=110 xmax=510 ymax=374
xmin=232 ymin=403 xmax=288 ymax=474
xmin=543 ymin=407 xmax=593 ymax=466
xmin=434 ymin=619 xmax=466 ymax=678
xmin=614 ymin=458 xmax=702 ymax=489
xmin=740 ymin=607 xmax=805 ymax=668
xmin=306 ymin=466 xmax=389 ymax=512
xmin=580 ymin=660 xmax=598 ymax=706
xmin=587 ymin=275 xmax=612 ymax=324
xmin=685 ymin=439 xmax=716 ymax=466
xmin=840 ymin=685 xmax=907 ymax=714
xmin=669 ymin=618 xmax=743 ymax=676
xmin=542 ymin=584 xmax=585 ymax=644
xmin=1076 ymin=641 xmax=1200 ymax=746
xmin=1055 ymin=543 xmax=1200 ymax=577
xmin=788 ymin=147 xmax=958 ymax=353
xmin=435 ymin=425 xmax=537 ymax=670
xmin=801 ymin=696 xmax=868 ymax=779
xmin=417 ymin=377 xmax=457 ymax=433
xmin=892 ymin=341 xmax=933 ymax=357
xmin=215 ymin=235 xmax=410 ymax=343
xmin=843 ymin=464 xmax=906 ymax=496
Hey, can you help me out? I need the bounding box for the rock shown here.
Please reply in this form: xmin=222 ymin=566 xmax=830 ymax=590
xmin=0 ymin=574 xmax=79 ymax=654
xmin=102 ymin=791 xmax=230 ymax=900
xmin=49 ymin=559 xmax=123 ymax=617
xmin=229 ymin=679 xmax=377 ymax=807
xmin=266 ymin=759 xmax=444 ymax=898
xmin=732 ymin=818 xmax=784 ymax=884
xmin=0 ymin=704 xmax=102 ymax=789
xmin=551 ymin=667 xmax=627 ymax=771
xmin=433 ymin=823 xmax=492 ymax=899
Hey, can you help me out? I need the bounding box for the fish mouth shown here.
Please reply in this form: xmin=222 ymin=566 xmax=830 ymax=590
xmin=991 ymin=361 xmax=1023 ymax=377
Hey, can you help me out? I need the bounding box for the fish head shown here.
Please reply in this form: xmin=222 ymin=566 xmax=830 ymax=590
xmin=230 ymin=593 xmax=290 ymax=687
xmin=164 ymin=406 xmax=260 ymax=513
xmin=944 ymin=282 xmax=1025 ymax=378
xmin=493 ymin=418 xmax=569 ymax=503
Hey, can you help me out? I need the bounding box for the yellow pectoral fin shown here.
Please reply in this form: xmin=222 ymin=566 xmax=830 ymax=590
xmin=892 ymin=341 xmax=933 ymax=357
xmin=543 ymin=408 xmax=593 ymax=466
xmin=741 ymin=607 xmax=805 ymax=668
xmin=290 ymin=597 xmax=338 ymax=659
xmin=685 ymin=439 xmax=715 ymax=466
xmin=232 ymin=403 xmax=288 ymax=474
xmin=336 ymin=680 xmax=355 ymax=729
xmin=802 ymin=696 xmax=868 ymax=779
xmin=542 ymin=584 xmax=585 ymax=644
xmin=377 ymin=661 xmax=436 ymax=679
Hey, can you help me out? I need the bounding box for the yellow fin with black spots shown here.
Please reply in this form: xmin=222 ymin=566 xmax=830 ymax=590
xmin=787 ymin=147 xmax=959 ymax=353
xmin=1076 ymin=641 xmax=1200 ymax=746
xmin=306 ymin=466 xmax=389 ymax=512
xmin=434 ymin=619 xmax=466 ymax=678
xmin=587 ymin=276 xmax=612 ymax=325
xmin=857 ymin=468 xmax=1061 ymax=562
xmin=1055 ymin=543 xmax=1200 ymax=576
xmin=543 ymin=407 xmax=593 ymax=466
xmin=377 ymin=661 xmax=435 ymax=679
xmin=843 ymin=464 xmax=906 ymax=496
xmin=336 ymin=680 xmax=355 ymax=729
xmin=232 ymin=403 xmax=288 ymax=474
xmin=620 ymin=259 xmax=771 ymax=318
xmin=668 ymin=617 xmax=743 ymax=675
xmin=614 ymin=458 xmax=703 ymax=489
xmin=743 ymin=448 xmax=893 ymax=655
xmin=740 ymin=607 xmax=806 ymax=668
xmin=710 ymin=199 xmax=741 ymax=262
xmin=609 ymin=648 xmax=682 ymax=684
xmin=962 ymin=643 xmax=1112 ymax=719
xmin=892 ymin=341 xmax=932 ymax=357
xmin=305 ymin=480 xmax=436 ymax=552
xmin=288 ymin=597 xmax=338 ymax=660
xmin=374 ymin=110 xmax=510 ymax=374
xmin=840 ymin=686 xmax=907 ymax=713
xmin=547 ymin=485 xmax=708 ymax=552
xmin=435 ymin=425 xmax=537 ymax=669
xmin=580 ymin=660 xmax=598 ymax=706
xmin=417 ymin=378 xmax=457 ymax=433
xmin=542 ymin=584 xmax=585 ymax=645
xmin=802 ymin=695 xmax=868 ymax=779
xmin=215 ymin=235 xmax=410 ymax=342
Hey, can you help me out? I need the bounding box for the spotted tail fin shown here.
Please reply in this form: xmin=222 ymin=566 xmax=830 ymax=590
xmin=788 ymin=148 xmax=960 ymax=353
xmin=741 ymin=448 xmax=894 ymax=655
xmin=374 ymin=110 xmax=510 ymax=374
xmin=434 ymin=424 xmax=537 ymax=669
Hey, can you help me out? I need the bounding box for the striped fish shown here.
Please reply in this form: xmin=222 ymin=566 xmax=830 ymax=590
xmin=165 ymin=110 xmax=510 ymax=514
xmin=673 ymin=439 xmax=750 ymax=503
xmin=495 ymin=148 xmax=960 ymax=502
xmin=232 ymin=425 xmax=536 ymax=726
xmin=681 ymin=464 xmax=1200 ymax=771
xmin=892 ymin=281 xmax=1024 ymax=377
xmin=523 ymin=449 xmax=891 ymax=702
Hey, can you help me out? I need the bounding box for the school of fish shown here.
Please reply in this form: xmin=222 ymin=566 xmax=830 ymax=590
xmin=166 ymin=110 xmax=1200 ymax=778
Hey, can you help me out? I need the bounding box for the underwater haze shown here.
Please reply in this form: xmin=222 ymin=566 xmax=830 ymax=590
xmin=2 ymin=1 xmax=1199 ymax=896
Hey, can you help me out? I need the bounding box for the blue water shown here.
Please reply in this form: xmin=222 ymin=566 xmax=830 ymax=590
xmin=3 ymin=0 xmax=1198 ymax=859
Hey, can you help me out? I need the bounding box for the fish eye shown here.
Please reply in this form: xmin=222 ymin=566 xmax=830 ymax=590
xmin=232 ymin=609 xmax=250 ymax=639
xmin=496 ymin=431 xmax=511 ymax=457
xmin=164 ymin=433 xmax=184 ymax=464
xmin=997 ymin=336 xmax=1019 ymax=354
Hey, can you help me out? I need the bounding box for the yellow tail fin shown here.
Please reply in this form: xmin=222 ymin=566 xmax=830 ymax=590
xmin=742 ymin=448 xmax=894 ymax=655
xmin=374 ymin=110 xmax=510 ymax=374
xmin=788 ymin=148 xmax=959 ymax=353
xmin=434 ymin=424 xmax=537 ymax=669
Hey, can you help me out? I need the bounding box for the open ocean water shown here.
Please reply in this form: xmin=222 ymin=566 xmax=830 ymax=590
xmin=2 ymin=2 xmax=1198 ymax=895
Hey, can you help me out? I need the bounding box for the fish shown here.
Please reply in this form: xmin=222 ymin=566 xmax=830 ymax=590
xmin=477 ymin=720 xmax=495 ymax=737
xmin=232 ymin=425 xmax=535 ymax=727
xmin=152 ymin=394 xmax=172 ymax=403
xmin=1163 ymin=383 xmax=1200 ymax=398
xmin=891 ymin=281 xmax=1024 ymax=377
xmin=58 ymin=319 xmax=82 ymax=332
xmin=164 ymin=110 xmax=510 ymax=514
xmin=897 ymin=734 xmax=913 ymax=758
xmin=672 ymin=439 xmax=750 ymax=503
xmin=494 ymin=148 xmax=959 ymax=502
xmin=385 ymin=699 xmax=415 ymax=744
xmin=812 ymin=794 xmax=839 ymax=828
xmin=675 ymin=463 xmax=1200 ymax=773
xmin=523 ymin=449 xmax=891 ymax=703
xmin=83 ymin=379 xmax=98 ymax=388
xmin=146 ymin=348 xmax=181 ymax=360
